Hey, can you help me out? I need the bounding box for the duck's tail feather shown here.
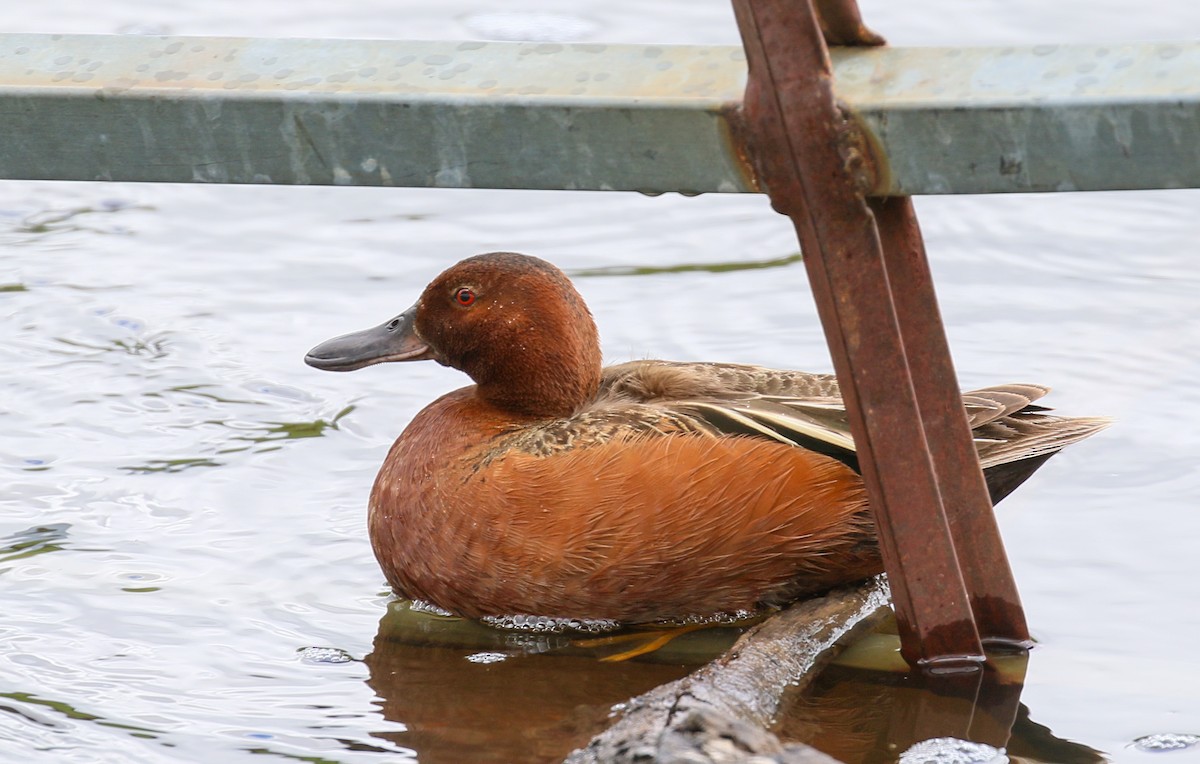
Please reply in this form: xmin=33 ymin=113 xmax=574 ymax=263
xmin=974 ymin=412 xmax=1112 ymax=470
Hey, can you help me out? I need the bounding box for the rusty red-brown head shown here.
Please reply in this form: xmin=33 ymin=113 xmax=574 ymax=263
xmin=305 ymin=252 xmax=602 ymax=418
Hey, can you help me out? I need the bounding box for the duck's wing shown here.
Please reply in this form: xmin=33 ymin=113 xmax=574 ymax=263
xmin=601 ymin=361 xmax=1053 ymax=427
xmin=596 ymin=360 xmax=854 ymax=464
xmin=488 ymin=362 xmax=840 ymax=464
xmin=598 ymin=360 xmax=1109 ymax=476
xmin=601 ymin=360 xmax=841 ymax=399
xmin=961 ymin=383 xmax=1051 ymax=426
xmin=668 ymin=396 xmax=856 ymax=466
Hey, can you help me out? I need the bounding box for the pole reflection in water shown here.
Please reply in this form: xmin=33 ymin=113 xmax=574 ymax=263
xmin=776 ymin=621 xmax=1105 ymax=763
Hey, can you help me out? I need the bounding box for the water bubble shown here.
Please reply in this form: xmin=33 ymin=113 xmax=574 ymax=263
xmin=465 ymin=652 xmax=508 ymax=664
xmin=480 ymin=612 xmax=620 ymax=634
xmin=898 ymin=738 xmax=1007 ymax=764
xmin=409 ymin=599 xmax=455 ymax=617
xmin=297 ymin=646 xmax=355 ymax=665
xmin=1134 ymin=733 xmax=1200 ymax=752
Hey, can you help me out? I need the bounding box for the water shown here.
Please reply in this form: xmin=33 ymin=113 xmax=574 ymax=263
xmin=2 ymin=1 xmax=1199 ymax=762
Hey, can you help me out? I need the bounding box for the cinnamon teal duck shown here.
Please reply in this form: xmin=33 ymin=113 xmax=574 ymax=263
xmin=305 ymin=252 xmax=1108 ymax=624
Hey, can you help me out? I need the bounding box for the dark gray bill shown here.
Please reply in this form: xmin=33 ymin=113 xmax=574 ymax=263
xmin=304 ymin=304 xmax=433 ymax=371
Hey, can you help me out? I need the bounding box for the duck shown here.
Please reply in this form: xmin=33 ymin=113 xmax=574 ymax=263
xmin=305 ymin=251 xmax=1108 ymax=625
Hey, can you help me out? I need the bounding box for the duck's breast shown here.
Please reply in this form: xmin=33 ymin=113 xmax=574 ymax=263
xmin=370 ymin=396 xmax=879 ymax=622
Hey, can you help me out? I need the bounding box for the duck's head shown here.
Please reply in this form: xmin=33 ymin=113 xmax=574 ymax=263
xmin=305 ymin=252 xmax=602 ymax=418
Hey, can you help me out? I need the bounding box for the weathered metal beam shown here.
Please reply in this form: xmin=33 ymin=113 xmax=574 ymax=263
xmin=841 ymin=42 xmax=1200 ymax=195
xmin=1 ymin=33 xmax=1199 ymax=194
xmin=0 ymin=34 xmax=751 ymax=194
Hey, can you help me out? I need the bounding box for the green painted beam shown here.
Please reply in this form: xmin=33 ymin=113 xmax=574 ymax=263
xmin=1 ymin=33 xmax=1198 ymax=195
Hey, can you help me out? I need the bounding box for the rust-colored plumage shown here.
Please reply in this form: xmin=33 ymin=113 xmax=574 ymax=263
xmin=306 ymin=252 xmax=1108 ymax=624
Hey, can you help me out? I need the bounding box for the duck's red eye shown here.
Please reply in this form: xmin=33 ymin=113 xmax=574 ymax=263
xmin=454 ymin=287 xmax=476 ymax=306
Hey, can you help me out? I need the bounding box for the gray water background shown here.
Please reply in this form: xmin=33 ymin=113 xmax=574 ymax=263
xmin=3 ymin=1 xmax=1200 ymax=761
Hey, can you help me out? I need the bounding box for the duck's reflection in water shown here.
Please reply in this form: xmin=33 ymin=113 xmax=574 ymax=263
xmin=362 ymin=601 xmax=712 ymax=764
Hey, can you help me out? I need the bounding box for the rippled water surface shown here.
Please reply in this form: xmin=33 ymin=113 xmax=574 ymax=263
xmin=3 ymin=1 xmax=1200 ymax=762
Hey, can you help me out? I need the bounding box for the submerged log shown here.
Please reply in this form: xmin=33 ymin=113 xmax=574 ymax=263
xmin=564 ymin=578 xmax=891 ymax=764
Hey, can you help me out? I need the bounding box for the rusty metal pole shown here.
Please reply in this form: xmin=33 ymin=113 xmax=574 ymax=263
xmin=731 ymin=0 xmax=1030 ymax=667
xmin=871 ymin=197 xmax=1032 ymax=650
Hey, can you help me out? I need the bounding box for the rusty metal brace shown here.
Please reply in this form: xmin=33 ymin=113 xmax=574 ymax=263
xmin=731 ymin=0 xmax=1034 ymax=668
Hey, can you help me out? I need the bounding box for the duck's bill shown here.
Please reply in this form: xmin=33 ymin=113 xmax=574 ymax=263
xmin=304 ymin=305 xmax=435 ymax=372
